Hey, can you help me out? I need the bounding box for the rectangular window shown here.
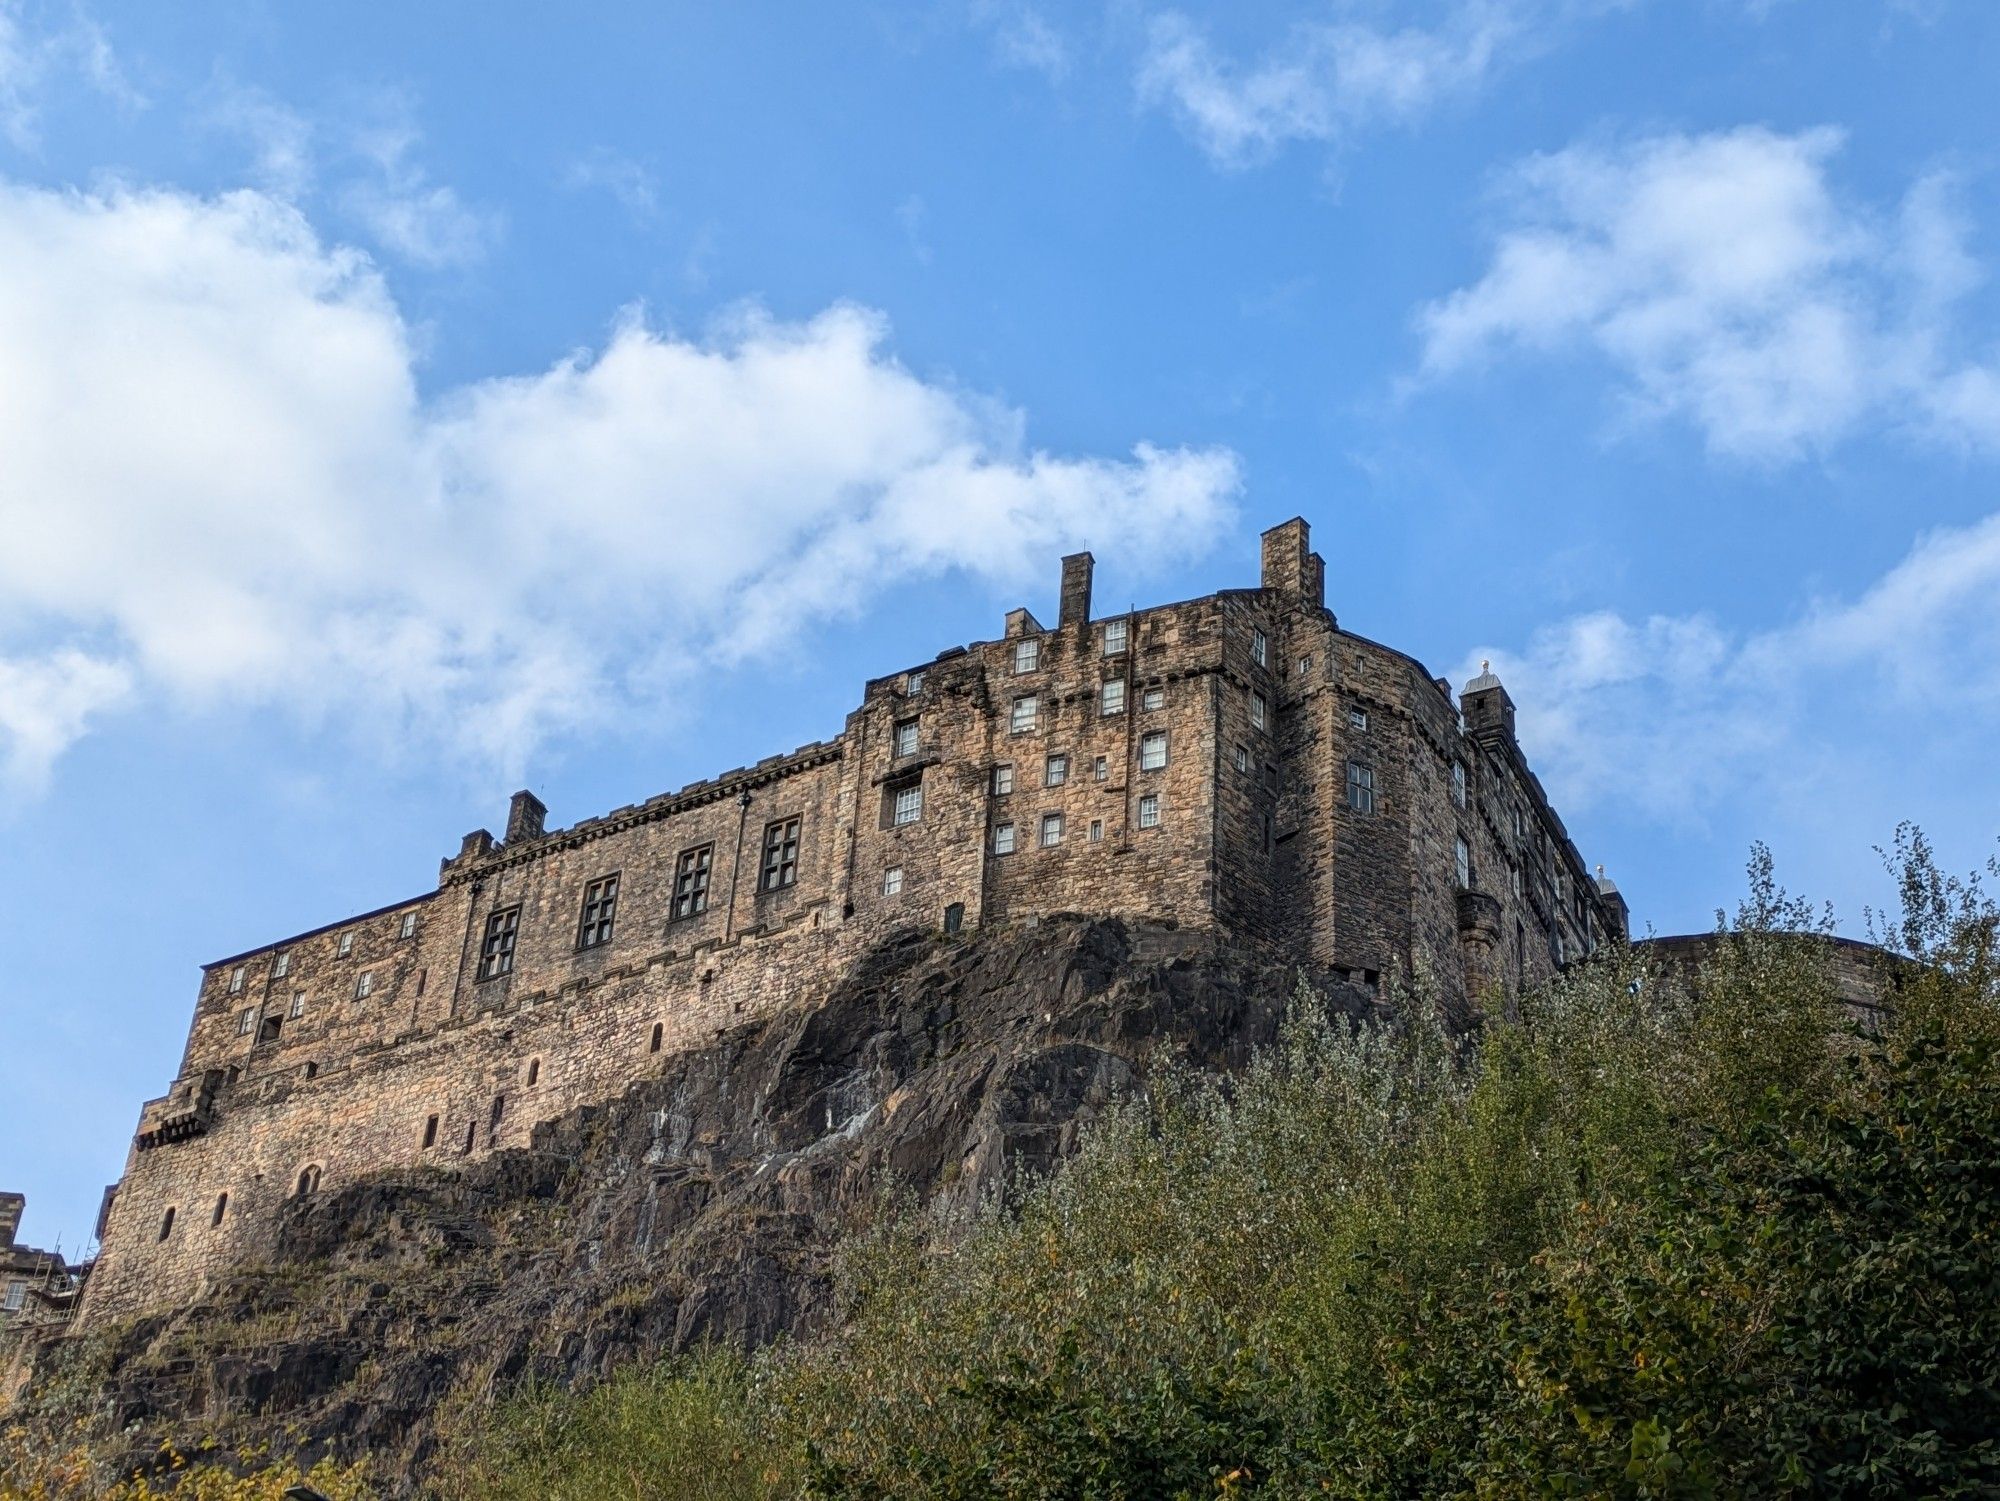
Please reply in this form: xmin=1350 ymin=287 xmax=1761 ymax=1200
xmin=1103 ymin=619 xmax=1128 ymax=655
xmin=1093 ymin=755 xmax=1108 ymax=782
xmin=3 ymin=1280 xmax=25 ymax=1312
xmin=337 ymin=932 xmax=353 ymax=957
xmin=892 ymin=782 xmax=923 ymax=826
xmin=355 ymin=970 xmax=375 ymax=999
xmin=993 ymin=822 xmax=1016 ymax=855
xmin=1455 ymin=837 xmax=1472 ymax=890
xmin=288 ymin=992 xmax=305 ymax=1020
xmin=478 ymin=908 xmax=520 ymax=980
xmin=400 ymin=912 xmax=418 ymax=940
xmin=760 ymin=817 xmax=801 ymax=891
xmin=1142 ymin=687 xmax=1164 ymax=711
xmin=1089 ymin=819 xmax=1103 ymax=843
xmin=992 ymin=763 xmax=1014 ymax=796
xmin=882 ymin=867 xmax=903 ymax=896
xmin=1349 ymin=706 xmax=1368 ymax=730
xmin=1346 ymin=762 xmax=1375 ymax=814
xmin=273 ymin=951 xmax=290 ymax=979
xmin=1511 ymin=865 xmax=1523 ymax=899
xmin=227 ymin=965 xmax=245 ymax=994
xmin=1100 ymin=679 xmax=1126 ymax=715
xmin=1140 ymin=731 xmax=1167 ymax=771
xmin=577 ymin=874 xmax=619 ymax=949
xmin=1011 ymin=695 xmax=1038 ymax=734
xmin=1451 ymin=761 xmax=1467 ymax=808
xmin=893 ymin=718 xmax=919 ymax=757
xmin=905 ymin=670 xmax=925 ymax=694
xmin=1297 ymin=655 xmax=1313 ymax=676
xmin=1045 ymin=754 xmax=1069 ymax=787
xmin=1252 ymin=629 xmax=1268 ymax=666
xmin=672 ymin=845 xmax=713 ymax=920
xmin=1040 ymin=813 xmax=1064 ymax=847
xmin=1013 ymin=638 xmax=1040 ymax=674
xmin=1138 ymin=793 xmax=1160 ymax=829
xmin=1250 ymin=692 xmax=1267 ymax=731
xmin=422 ymin=1115 xmax=439 ymax=1149
xmin=237 ymin=1006 xmax=256 ymax=1036
xmin=1233 ymin=744 xmax=1249 ymax=773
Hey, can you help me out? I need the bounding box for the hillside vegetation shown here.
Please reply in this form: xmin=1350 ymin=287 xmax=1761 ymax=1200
xmin=7 ymin=830 xmax=1996 ymax=1498
xmin=440 ymin=833 xmax=2000 ymax=1500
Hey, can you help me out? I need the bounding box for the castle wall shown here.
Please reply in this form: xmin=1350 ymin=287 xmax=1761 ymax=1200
xmin=82 ymin=518 xmax=1629 ymax=1328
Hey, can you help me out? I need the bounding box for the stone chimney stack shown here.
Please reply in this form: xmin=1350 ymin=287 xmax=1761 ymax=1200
xmin=1260 ymin=518 xmax=1325 ymax=608
xmin=506 ymin=790 xmax=547 ymax=844
xmin=0 ymin=1192 xmax=22 ymax=1250
xmin=1059 ymin=551 xmax=1094 ymax=628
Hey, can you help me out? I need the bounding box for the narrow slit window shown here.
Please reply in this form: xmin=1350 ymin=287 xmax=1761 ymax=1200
xmin=526 ymin=1058 xmax=540 ymax=1087
xmin=158 ymin=1207 xmax=175 ymax=1241
xmin=212 ymin=1193 xmax=228 ymax=1227
xmin=649 ymin=1021 xmax=664 ymax=1053
xmin=422 ymin=1114 xmax=439 ymax=1148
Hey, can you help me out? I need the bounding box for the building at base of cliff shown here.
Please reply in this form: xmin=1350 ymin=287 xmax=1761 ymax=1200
xmin=81 ymin=519 xmax=1628 ymax=1325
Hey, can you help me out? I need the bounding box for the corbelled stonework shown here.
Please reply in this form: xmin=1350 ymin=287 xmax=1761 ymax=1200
xmin=82 ymin=519 xmax=1626 ymax=1325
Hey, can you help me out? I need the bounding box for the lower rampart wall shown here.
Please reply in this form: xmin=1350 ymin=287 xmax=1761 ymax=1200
xmin=84 ymin=902 xmax=855 ymax=1325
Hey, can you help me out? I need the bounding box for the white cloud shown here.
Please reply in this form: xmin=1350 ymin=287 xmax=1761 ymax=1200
xmin=974 ymin=1 xmax=1071 ymax=81
xmin=563 ymin=148 xmax=660 ymax=223
xmin=1136 ymin=1 xmax=1568 ymax=168
xmin=1415 ymin=126 xmax=2000 ymax=459
xmin=1458 ymin=511 xmax=2000 ymax=839
xmin=0 ymin=179 xmax=1241 ymax=792
xmin=343 ymin=114 xmax=496 ymax=268
xmin=0 ymin=0 xmax=141 ymax=149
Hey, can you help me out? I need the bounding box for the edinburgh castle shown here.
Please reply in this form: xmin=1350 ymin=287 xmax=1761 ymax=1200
xmin=81 ymin=518 xmax=1628 ymax=1325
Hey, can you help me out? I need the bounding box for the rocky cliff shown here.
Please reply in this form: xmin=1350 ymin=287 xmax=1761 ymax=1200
xmin=24 ymin=916 xmax=1360 ymax=1488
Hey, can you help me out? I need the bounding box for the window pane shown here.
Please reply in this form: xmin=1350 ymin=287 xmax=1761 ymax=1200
xmin=1103 ymin=620 xmax=1127 ymax=654
xmin=1011 ymin=696 xmax=1038 ymax=733
xmin=1101 ymin=679 xmax=1125 ymax=714
xmin=1138 ymin=794 xmax=1160 ymax=829
xmin=882 ymin=867 xmax=903 ymax=895
xmin=1040 ymin=813 xmax=1063 ymax=846
xmin=1140 ymin=732 xmax=1167 ymax=771
xmin=894 ymin=719 xmax=919 ymax=756
xmin=993 ymin=823 xmax=1015 ymax=854
xmin=1142 ymin=688 xmax=1164 ymax=711
xmin=1046 ymin=755 xmax=1067 ymax=787
xmin=992 ymin=764 xmax=1013 ymax=795
xmin=1013 ymin=638 xmax=1039 ymax=673
xmin=893 ymin=784 xmax=922 ymax=825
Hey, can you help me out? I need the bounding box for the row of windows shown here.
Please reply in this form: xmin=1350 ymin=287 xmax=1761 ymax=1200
xmin=991 ymin=795 xmax=1161 ymax=854
xmin=1004 ymin=682 xmax=1170 ymax=736
xmin=475 ymin=818 xmax=806 ymax=981
xmin=989 ymin=732 xmax=1170 ymax=796
xmin=223 ymin=911 xmax=420 ymax=994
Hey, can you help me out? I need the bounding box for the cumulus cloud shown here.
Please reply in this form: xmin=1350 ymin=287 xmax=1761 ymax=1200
xmin=1135 ymin=1 xmax=1586 ymax=168
xmin=1458 ymin=511 xmax=2000 ymax=834
xmin=1415 ymin=126 xmax=2000 ymax=459
xmin=0 ymin=179 xmax=1240 ymax=793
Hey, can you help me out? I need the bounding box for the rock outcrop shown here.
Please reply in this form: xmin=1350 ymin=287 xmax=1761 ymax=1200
xmin=26 ymin=917 xmax=1359 ymax=1488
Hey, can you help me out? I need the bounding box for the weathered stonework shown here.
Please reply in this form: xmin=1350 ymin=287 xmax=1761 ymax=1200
xmin=82 ymin=519 xmax=1626 ymax=1326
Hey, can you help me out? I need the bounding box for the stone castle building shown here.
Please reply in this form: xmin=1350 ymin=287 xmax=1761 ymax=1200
xmin=82 ymin=519 xmax=1628 ymax=1324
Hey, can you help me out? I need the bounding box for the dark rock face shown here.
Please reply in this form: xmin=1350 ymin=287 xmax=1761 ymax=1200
xmin=39 ymin=918 xmax=1356 ymax=1487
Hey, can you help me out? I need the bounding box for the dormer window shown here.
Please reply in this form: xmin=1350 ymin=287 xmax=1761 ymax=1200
xmin=893 ymin=718 xmax=919 ymax=757
xmin=1013 ymin=638 xmax=1040 ymax=674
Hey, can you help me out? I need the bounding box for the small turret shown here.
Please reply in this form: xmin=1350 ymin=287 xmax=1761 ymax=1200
xmin=1461 ymin=660 xmax=1516 ymax=745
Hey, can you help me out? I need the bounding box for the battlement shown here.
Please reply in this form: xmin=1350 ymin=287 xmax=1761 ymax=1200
xmin=82 ymin=521 xmax=1626 ymax=1326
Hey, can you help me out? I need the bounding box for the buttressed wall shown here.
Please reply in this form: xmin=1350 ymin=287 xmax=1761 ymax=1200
xmin=83 ymin=519 xmax=1628 ymax=1324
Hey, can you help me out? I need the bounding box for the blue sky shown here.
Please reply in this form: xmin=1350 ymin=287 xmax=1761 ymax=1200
xmin=3 ymin=0 xmax=1998 ymax=1250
